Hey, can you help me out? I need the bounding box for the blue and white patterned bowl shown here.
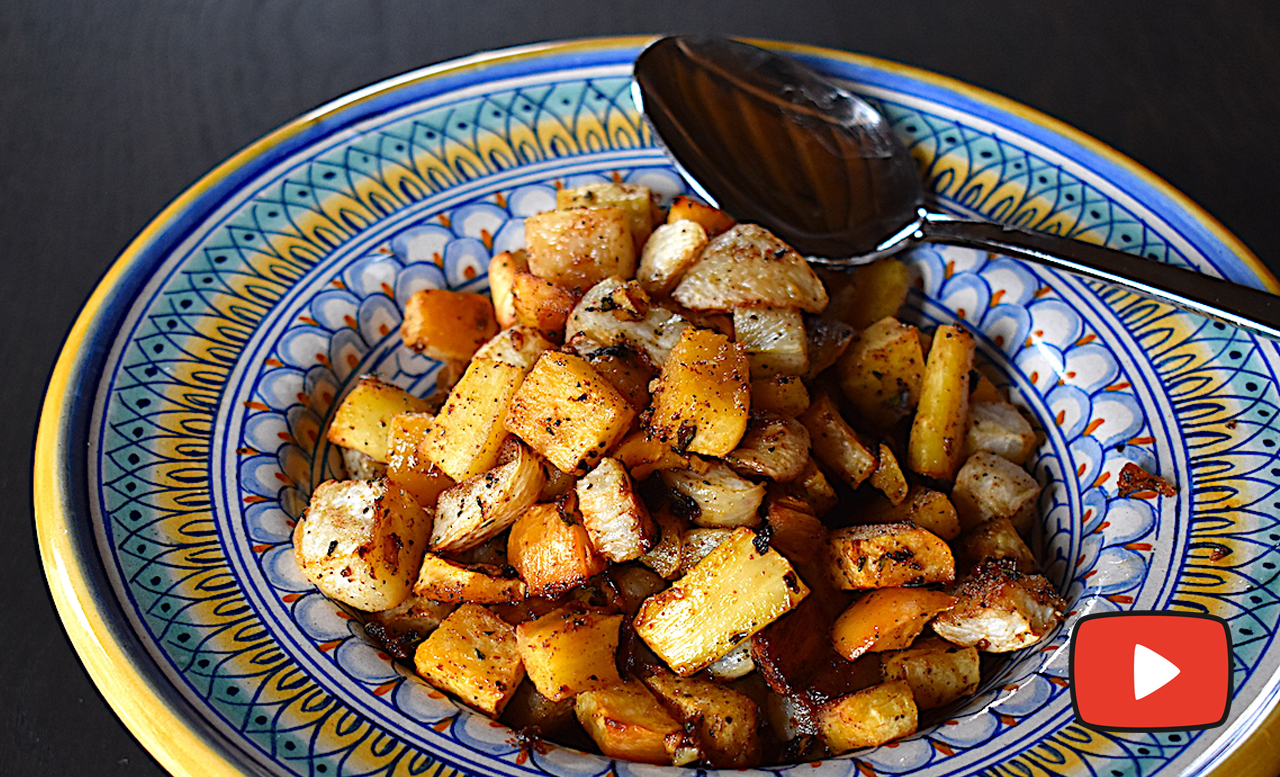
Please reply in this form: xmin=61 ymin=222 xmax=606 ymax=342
xmin=35 ymin=36 xmax=1280 ymax=777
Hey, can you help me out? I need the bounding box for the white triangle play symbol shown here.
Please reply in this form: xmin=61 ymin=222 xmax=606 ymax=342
xmin=1134 ymin=643 xmax=1181 ymax=700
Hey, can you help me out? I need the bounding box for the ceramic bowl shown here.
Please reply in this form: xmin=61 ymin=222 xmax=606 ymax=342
xmin=35 ymin=36 xmax=1280 ymax=777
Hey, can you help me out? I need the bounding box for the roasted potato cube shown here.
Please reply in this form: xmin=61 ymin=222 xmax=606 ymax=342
xmin=951 ymin=450 xmax=1041 ymax=533
xmin=637 ymin=220 xmax=708 ymax=295
xmin=557 ymin=182 xmax=657 ymax=253
xmin=400 ymin=289 xmax=499 ymax=363
xmin=566 ymin=278 xmax=693 ymax=368
xmin=413 ymin=603 xmax=524 ymax=717
xmin=648 ymin=327 xmax=750 ymax=458
xmin=294 ymin=478 xmax=431 ymax=611
xmin=504 ymin=351 xmax=637 ymax=473
xmin=645 ymin=674 xmax=762 ymax=768
xmin=837 ymin=316 xmax=925 ymax=431
xmin=634 ymin=527 xmax=809 ymax=675
xmin=420 ymin=357 xmax=525 ymax=482
xmin=749 ymin=374 xmax=810 ymax=416
xmin=575 ymin=681 xmax=698 ymax=765
xmin=818 ymin=680 xmax=918 ymax=754
xmin=524 ymin=206 xmax=636 ymax=291
xmin=859 ymin=486 xmax=961 ymax=541
xmin=576 ymin=457 xmax=658 ymax=563
xmin=881 ymin=637 xmax=981 ymax=710
xmin=667 ymin=195 xmax=736 ymax=237
xmin=869 ymin=442 xmax=908 ymax=505
xmin=954 ymin=516 xmax=1038 ymax=574
xmin=327 ymin=376 xmax=434 ymax=463
xmin=363 ymin=595 xmax=457 ymax=659
xmin=725 ymin=413 xmax=810 ymax=482
xmin=932 ymin=559 xmax=1065 ymax=652
xmin=830 ymin=588 xmax=957 ymax=661
xmin=909 ymin=324 xmax=976 ymax=480
xmin=671 ymin=224 xmax=828 ymax=313
xmin=511 ymin=271 xmax=576 ymax=339
xmin=385 ymin=413 xmax=455 ymax=508
xmin=472 ymin=325 xmax=555 ymax=374
xmin=431 ymin=440 xmax=545 ymax=552
xmin=413 ymin=553 xmax=526 ymax=603
xmin=639 ymin=508 xmax=689 ymax=580
xmin=661 ymin=461 xmax=765 ymax=528
xmin=488 ymin=249 xmax=528 ymax=328
xmin=508 ymin=503 xmax=607 ymax=598
xmin=516 ymin=605 xmax=624 ymax=701
xmin=733 ymin=307 xmax=809 ymax=378
xmin=800 ymin=392 xmax=877 ymax=488
xmin=804 ymin=314 xmax=857 ymax=379
xmin=964 ymin=399 xmax=1037 ymax=464
xmin=678 ymin=527 xmax=734 ymax=574
xmin=826 ymin=522 xmax=955 ymax=590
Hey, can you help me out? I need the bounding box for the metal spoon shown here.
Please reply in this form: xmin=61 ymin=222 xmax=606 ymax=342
xmin=632 ymin=35 xmax=1280 ymax=340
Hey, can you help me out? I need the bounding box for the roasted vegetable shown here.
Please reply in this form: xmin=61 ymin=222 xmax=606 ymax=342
xmin=932 ymin=559 xmax=1064 ymax=652
xmin=524 ymin=206 xmax=637 ymax=291
xmin=327 ymin=376 xmax=434 ymax=462
xmin=818 ymin=680 xmax=918 ymax=754
xmin=575 ymin=680 xmax=699 ymax=765
xmin=575 ymin=457 xmax=658 ymax=562
xmin=671 ymin=224 xmax=828 ymax=313
xmin=413 ymin=603 xmax=525 ymax=716
xmin=430 ymin=439 xmax=545 ymax=552
xmin=647 ymin=327 xmax=750 ymax=458
xmin=909 ymin=324 xmax=976 ymax=480
xmin=400 ymin=288 xmax=499 ymax=362
xmin=516 ymin=605 xmax=624 ymax=701
xmin=826 ymin=521 xmax=955 ymax=590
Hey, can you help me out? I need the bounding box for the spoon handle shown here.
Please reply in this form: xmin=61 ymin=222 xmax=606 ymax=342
xmin=917 ymin=213 xmax=1280 ymax=341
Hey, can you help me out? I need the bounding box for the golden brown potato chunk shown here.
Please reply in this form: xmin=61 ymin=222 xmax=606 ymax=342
xmin=647 ymin=327 xmax=750 ymax=458
xmin=400 ymin=289 xmax=499 ymax=362
xmin=516 ymin=605 xmax=623 ymax=701
xmin=328 ymin=376 xmax=434 ymax=463
xmin=413 ymin=603 xmax=524 ymax=717
xmin=818 ymin=680 xmax=918 ymax=754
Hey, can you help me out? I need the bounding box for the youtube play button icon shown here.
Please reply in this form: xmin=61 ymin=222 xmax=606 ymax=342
xmin=1071 ymin=611 xmax=1231 ymax=731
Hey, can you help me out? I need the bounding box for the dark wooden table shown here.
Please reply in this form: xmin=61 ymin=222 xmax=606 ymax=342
xmin=7 ymin=2 xmax=1280 ymax=774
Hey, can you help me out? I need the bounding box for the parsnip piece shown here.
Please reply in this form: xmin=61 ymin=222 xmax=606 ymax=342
xmin=869 ymin=443 xmax=909 ymax=505
xmin=413 ymin=553 xmax=527 ymax=603
xmin=648 ymin=327 xmax=750 ymax=458
xmin=818 ymin=680 xmax=918 ymax=754
xmin=504 ymin=351 xmax=637 ymax=474
xmin=472 ymin=326 xmax=555 ymax=374
xmin=951 ymin=450 xmax=1041 ymax=533
xmin=661 ymin=461 xmax=765 ymax=528
xmin=637 ymin=220 xmax=708 ymax=295
xmin=413 ymin=603 xmax=524 ymax=717
xmin=386 ymin=413 xmax=455 ymax=508
xmin=932 ymin=559 xmax=1065 ymax=652
xmin=557 ymin=182 xmax=657 ymax=253
xmin=799 ymin=392 xmax=877 ymax=488
xmin=639 ymin=508 xmax=688 ymax=580
xmin=431 ymin=440 xmax=545 ymax=552
xmin=634 ymin=527 xmax=809 ymax=675
xmin=294 ymin=478 xmax=431 ymax=611
xmin=836 ymin=316 xmax=925 ymax=431
xmin=566 ymin=279 xmax=693 ymax=369
xmin=328 ymin=376 xmax=434 ymax=463
xmin=400 ymin=289 xmax=499 ymax=362
xmin=826 ymin=521 xmax=955 ymax=590
xmin=881 ymin=637 xmax=981 ymax=710
xmin=954 ymin=516 xmax=1038 ymax=575
xmin=644 ymin=674 xmax=762 ymax=768
xmin=524 ymin=206 xmax=636 ymax=291
xmin=508 ymin=503 xmax=607 ymax=598
xmin=859 ymin=486 xmax=961 ymax=541
xmin=749 ymin=374 xmax=810 ymax=416
xmin=964 ymin=399 xmax=1037 ymax=464
xmin=575 ymin=681 xmax=698 ymax=765
xmin=830 ymin=588 xmax=957 ymax=661
xmin=909 ymin=324 xmax=975 ymax=480
xmin=488 ymin=249 xmax=528 ymax=328
xmin=516 ymin=605 xmax=624 ymax=701
xmin=576 ymin=457 xmax=658 ymax=563
xmin=725 ymin=413 xmax=811 ymax=482
xmin=510 ymin=271 xmax=576 ymax=339
xmin=419 ymin=357 xmax=525 ymax=482
xmin=671 ymin=224 xmax=828 ymax=313
xmin=733 ymin=307 xmax=809 ymax=378
xmin=667 ymin=195 xmax=736 ymax=237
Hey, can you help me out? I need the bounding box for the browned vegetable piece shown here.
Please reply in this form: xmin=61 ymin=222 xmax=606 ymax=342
xmin=413 ymin=603 xmax=525 ymax=717
xmin=612 ymin=430 xmax=694 ymax=481
xmin=856 ymin=485 xmax=961 ymax=541
xmin=644 ymin=673 xmax=762 ymax=768
xmin=725 ymin=413 xmax=811 ymax=482
xmin=385 ymin=412 xmax=455 ymax=508
xmin=576 ymin=342 xmax=656 ymax=411
xmin=830 ymin=588 xmax=957 ymax=661
xmin=672 ymin=224 xmax=829 ymax=313
xmin=637 ymin=220 xmax=709 ymax=295
xmin=749 ymin=374 xmax=811 ymax=417
xmin=818 ymin=680 xmax=918 ymax=754
xmin=508 ymin=503 xmax=607 ymax=598
xmin=413 ymin=553 xmax=526 ymax=603
xmin=765 ymin=499 xmax=826 ymax=568
xmin=363 ymin=595 xmax=457 ymax=659
xmin=488 ymin=249 xmax=528 ymax=328
xmin=909 ymin=324 xmax=976 ymax=480
xmin=733 ymin=306 xmax=810 ymax=378
xmin=516 ymin=605 xmax=624 ymax=701
xmin=500 ymin=681 xmax=578 ymax=739
xmin=660 ymin=461 xmax=765 ymax=528
xmin=557 ymin=182 xmax=657 ymax=253
xmin=400 ymin=288 xmax=499 ymax=362
xmin=826 ymin=521 xmax=955 ymax=590
xmin=881 ymin=637 xmax=981 ymax=710
xmin=932 ymin=559 xmax=1064 ymax=652
xmin=667 ymin=195 xmax=736 ymax=237
xmin=951 ymin=450 xmax=1041 ymax=533
xmin=804 ymin=314 xmax=857 ymax=379
xmin=524 ymin=206 xmax=637 ymax=291
xmin=511 ymin=271 xmax=577 ymax=339
xmin=575 ymin=457 xmax=658 ymax=563
xmin=869 ymin=442 xmax=908 ymax=505
xmin=504 ymin=351 xmax=638 ymax=474
xmin=799 ymin=392 xmax=877 ymax=488
xmin=836 ymin=316 xmax=925 ymax=431
xmin=638 ymin=508 xmax=688 ymax=580
xmin=647 ymin=327 xmax=750 ymax=458
xmin=954 ymin=516 xmax=1038 ymax=574
xmin=834 ymin=256 xmax=911 ymax=330
xmin=964 ymin=399 xmax=1037 ymax=464
xmin=566 ymin=278 xmax=693 ymax=368
xmin=430 ymin=439 xmax=545 ymax=552
xmin=677 ymin=527 xmax=734 ymax=574
xmin=419 ymin=357 xmax=526 ymax=482
xmin=792 ymin=458 xmax=839 ymax=517
xmin=575 ymin=680 xmax=699 ymax=765
xmin=328 ymin=376 xmax=434 ymax=463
